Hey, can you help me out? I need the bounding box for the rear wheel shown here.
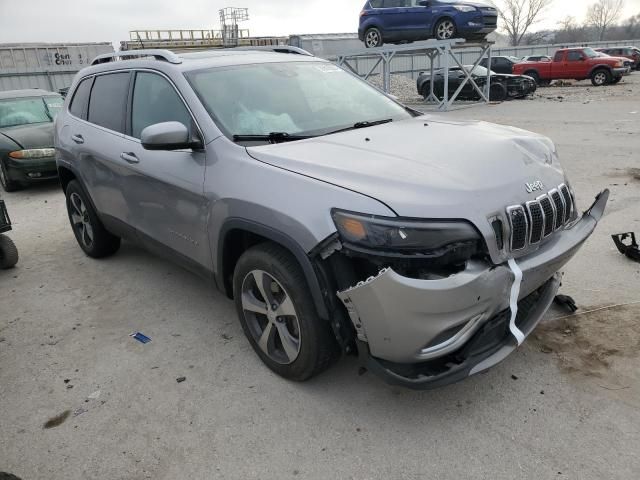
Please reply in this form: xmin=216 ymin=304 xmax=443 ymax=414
xmin=489 ymin=82 xmax=508 ymax=101
xmin=65 ymin=180 xmax=120 ymax=258
xmin=233 ymin=243 xmax=337 ymax=381
xmin=0 ymin=160 xmax=21 ymax=192
xmin=434 ymin=19 xmax=457 ymax=40
xmin=591 ymin=69 xmax=611 ymax=86
xmin=0 ymin=234 xmax=19 ymax=269
xmin=524 ymin=70 xmax=540 ymax=85
xmin=364 ymin=27 xmax=383 ymax=48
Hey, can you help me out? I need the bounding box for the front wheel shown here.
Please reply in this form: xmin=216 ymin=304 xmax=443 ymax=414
xmin=591 ymin=69 xmax=611 ymax=86
xmin=233 ymin=243 xmax=337 ymax=381
xmin=364 ymin=27 xmax=383 ymax=48
xmin=434 ymin=19 xmax=457 ymax=40
xmin=0 ymin=160 xmax=21 ymax=192
xmin=0 ymin=234 xmax=19 ymax=269
xmin=489 ymin=82 xmax=508 ymax=101
xmin=524 ymin=70 xmax=540 ymax=85
xmin=65 ymin=180 xmax=120 ymax=258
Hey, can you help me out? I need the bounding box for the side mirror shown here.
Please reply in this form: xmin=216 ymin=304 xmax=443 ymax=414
xmin=140 ymin=121 xmax=201 ymax=151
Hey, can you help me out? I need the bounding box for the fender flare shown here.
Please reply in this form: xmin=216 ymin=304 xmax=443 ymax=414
xmin=588 ymin=64 xmax=613 ymax=77
xmin=217 ymin=218 xmax=330 ymax=320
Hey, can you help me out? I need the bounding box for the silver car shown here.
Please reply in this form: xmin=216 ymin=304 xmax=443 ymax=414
xmin=55 ymin=48 xmax=608 ymax=389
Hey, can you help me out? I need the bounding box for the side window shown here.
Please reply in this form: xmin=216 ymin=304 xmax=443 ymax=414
xmin=554 ymin=52 xmax=564 ymax=62
xmin=88 ymin=72 xmax=130 ymax=133
xmin=369 ymin=0 xmax=383 ymax=7
xmin=567 ymin=51 xmax=582 ymax=62
xmin=130 ymin=72 xmax=192 ymax=139
xmin=383 ymin=0 xmax=410 ymax=7
xmin=69 ymin=77 xmax=93 ymax=119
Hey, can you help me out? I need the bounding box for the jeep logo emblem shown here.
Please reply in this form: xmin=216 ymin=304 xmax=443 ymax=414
xmin=526 ymin=181 xmax=545 ymax=193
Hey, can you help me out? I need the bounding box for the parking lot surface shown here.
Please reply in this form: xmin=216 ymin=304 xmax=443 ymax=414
xmin=1 ymin=74 xmax=639 ymax=480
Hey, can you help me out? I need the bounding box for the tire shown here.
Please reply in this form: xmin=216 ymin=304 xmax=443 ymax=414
xmin=364 ymin=27 xmax=383 ymax=48
xmin=489 ymin=82 xmax=508 ymax=101
xmin=524 ymin=70 xmax=540 ymax=85
xmin=434 ymin=18 xmax=457 ymax=41
xmin=65 ymin=180 xmax=120 ymax=258
xmin=233 ymin=243 xmax=337 ymax=382
xmin=0 ymin=160 xmax=21 ymax=192
xmin=591 ymin=69 xmax=611 ymax=86
xmin=0 ymin=234 xmax=19 ymax=269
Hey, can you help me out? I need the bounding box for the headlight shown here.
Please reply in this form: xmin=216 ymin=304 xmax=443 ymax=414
xmin=331 ymin=210 xmax=482 ymax=253
xmin=453 ymin=5 xmax=476 ymax=12
xmin=9 ymin=148 xmax=55 ymax=159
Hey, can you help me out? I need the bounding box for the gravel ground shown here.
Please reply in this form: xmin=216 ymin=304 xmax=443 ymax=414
xmin=1 ymin=72 xmax=639 ymax=480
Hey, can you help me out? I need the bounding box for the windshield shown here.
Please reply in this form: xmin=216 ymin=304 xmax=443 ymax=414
xmin=0 ymin=95 xmax=63 ymax=128
xmin=583 ymin=48 xmax=599 ymax=58
xmin=185 ymin=61 xmax=412 ymax=141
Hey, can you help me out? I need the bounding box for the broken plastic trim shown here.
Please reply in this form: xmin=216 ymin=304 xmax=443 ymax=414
xmin=506 ymin=258 xmax=526 ymax=345
xmin=611 ymin=232 xmax=640 ymax=263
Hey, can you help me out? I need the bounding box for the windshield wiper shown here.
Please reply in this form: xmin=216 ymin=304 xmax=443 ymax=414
xmin=233 ymin=132 xmax=313 ymax=144
xmin=325 ymin=118 xmax=394 ymax=136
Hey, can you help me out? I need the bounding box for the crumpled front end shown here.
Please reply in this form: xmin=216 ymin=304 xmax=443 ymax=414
xmin=335 ymin=191 xmax=609 ymax=389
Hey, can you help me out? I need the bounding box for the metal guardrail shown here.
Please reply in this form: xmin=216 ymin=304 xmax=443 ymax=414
xmin=333 ymin=39 xmax=493 ymax=111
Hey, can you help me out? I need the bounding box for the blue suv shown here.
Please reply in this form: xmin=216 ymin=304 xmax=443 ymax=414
xmin=358 ymin=0 xmax=498 ymax=48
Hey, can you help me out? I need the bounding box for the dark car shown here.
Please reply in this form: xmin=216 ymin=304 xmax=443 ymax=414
xmin=0 ymin=89 xmax=63 ymax=192
xmin=358 ymin=0 xmax=498 ymax=48
xmin=596 ymin=47 xmax=640 ymax=70
xmin=0 ymin=199 xmax=18 ymax=268
xmin=479 ymin=56 xmax=522 ymax=74
xmin=416 ymin=65 xmax=537 ymax=101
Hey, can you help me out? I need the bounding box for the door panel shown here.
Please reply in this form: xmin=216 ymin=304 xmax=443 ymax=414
xmin=124 ymin=71 xmax=209 ymax=268
xmin=403 ymin=2 xmax=434 ymax=39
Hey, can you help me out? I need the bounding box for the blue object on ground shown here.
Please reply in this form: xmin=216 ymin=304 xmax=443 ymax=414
xmin=130 ymin=332 xmax=151 ymax=344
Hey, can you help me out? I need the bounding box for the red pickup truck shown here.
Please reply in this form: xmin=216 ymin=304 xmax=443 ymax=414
xmin=513 ymin=47 xmax=627 ymax=87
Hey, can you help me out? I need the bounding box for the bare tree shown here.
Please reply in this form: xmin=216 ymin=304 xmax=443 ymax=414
xmin=555 ymin=16 xmax=588 ymax=44
xmin=497 ymin=0 xmax=555 ymax=46
xmin=586 ymin=0 xmax=625 ymax=40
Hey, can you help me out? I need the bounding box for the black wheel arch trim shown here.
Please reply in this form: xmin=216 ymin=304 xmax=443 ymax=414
xmin=588 ymin=65 xmax=613 ymax=76
xmin=217 ymin=218 xmax=330 ymax=320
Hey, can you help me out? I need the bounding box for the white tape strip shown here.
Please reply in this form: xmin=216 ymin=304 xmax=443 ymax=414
xmin=507 ymin=258 xmax=526 ymax=346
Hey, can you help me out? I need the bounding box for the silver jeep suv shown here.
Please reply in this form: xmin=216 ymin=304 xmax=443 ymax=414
xmin=55 ymin=48 xmax=608 ymax=389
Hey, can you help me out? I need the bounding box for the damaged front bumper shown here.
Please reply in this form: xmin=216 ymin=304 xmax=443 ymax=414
xmin=337 ymin=190 xmax=609 ymax=389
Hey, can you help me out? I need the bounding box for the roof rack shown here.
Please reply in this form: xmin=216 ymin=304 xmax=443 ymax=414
xmin=229 ymin=45 xmax=313 ymax=56
xmin=91 ymin=49 xmax=182 ymax=66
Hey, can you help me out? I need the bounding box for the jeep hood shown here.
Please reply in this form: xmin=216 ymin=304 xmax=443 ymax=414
xmin=0 ymin=122 xmax=54 ymax=150
xmin=246 ymin=116 xmax=566 ymax=220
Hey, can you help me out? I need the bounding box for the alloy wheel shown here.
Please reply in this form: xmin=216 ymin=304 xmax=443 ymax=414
xmin=365 ymin=30 xmax=381 ymax=48
xmin=436 ymin=21 xmax=455 ymax=40
xmin=241 ymin=269 xmax=301 ymax=365
xmin=594 ymin=72 xmax=607 ymax=85
xmin=69 ymin=192 xmax=94 ymax=249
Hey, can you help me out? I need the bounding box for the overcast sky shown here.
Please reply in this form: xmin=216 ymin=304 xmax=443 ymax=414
xmin=1 ymin=0 xmax=639 ymax=46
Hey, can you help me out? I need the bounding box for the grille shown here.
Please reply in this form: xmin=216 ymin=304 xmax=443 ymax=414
xmin=507 ymin=206 xmax=528 ymax=251
xmin=526 ymin=201 xmax=544 ymax=244
xmin=502 ymin=183 xmax=574 ymax=252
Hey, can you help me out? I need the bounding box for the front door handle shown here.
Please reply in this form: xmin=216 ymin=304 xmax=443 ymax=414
xmin=71 ymin=134 xmax=84 ymax=144
xmin=120 ymin=152 xmax=139 ymax=164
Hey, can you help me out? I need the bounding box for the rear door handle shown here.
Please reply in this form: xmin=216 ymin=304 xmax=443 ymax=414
xmin=71 ymin=134 xmax=84 ymax=144
xmin=120 ymin=152 xmax=139 ymax=164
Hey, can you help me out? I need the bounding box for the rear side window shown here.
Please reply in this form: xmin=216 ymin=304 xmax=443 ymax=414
xmin=554 ymin=52 xmax=564 ymax=62
xmin=88 ymin=72 xmax=130 ymax=133
xmin=384 ymin=0 xmax=410 ymax=6
xmin=130 ymin=72 xmax=192 ymax=139
xmin=567 ymin=51 xmax=582 ymax=61
xmin=369 ymin=0 xmax=383 ymax=7
xmin=69 ymin=78 xmax=93 ymax=119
